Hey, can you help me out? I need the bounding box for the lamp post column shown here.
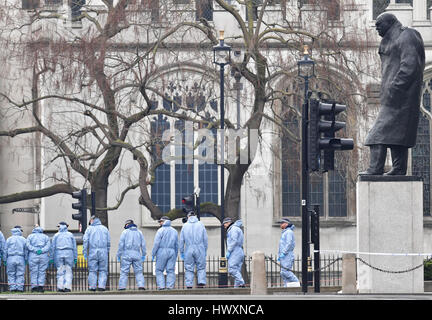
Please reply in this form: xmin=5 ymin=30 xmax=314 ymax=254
xmin=220 ymin=63 xmax=226 ymax=259
xmin=301 ymin=76 xmax=310 ymax=294
xmin=213 ymin=30 xmax=231 ymax=288
xmin=297 ymin=44 xmax=315 ymax=294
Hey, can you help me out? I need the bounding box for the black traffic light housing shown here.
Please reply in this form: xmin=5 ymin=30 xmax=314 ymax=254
xmin=182 ymin=195 xmax=194 ymax=214
xmin=308 ymin=99 xmax=354 ymax=172
xmin=182 ymin=192 xmax=201 ymax=220
xmin=72 ymin=188 xmax=87 ymax=233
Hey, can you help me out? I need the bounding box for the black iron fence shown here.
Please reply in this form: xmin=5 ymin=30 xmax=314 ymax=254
xmin=0 ymin=254 xmax=342 ymax=292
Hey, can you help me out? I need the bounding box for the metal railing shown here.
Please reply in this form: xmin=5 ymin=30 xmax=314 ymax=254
xmin=0 ymin=254 xmax=343 ymax=292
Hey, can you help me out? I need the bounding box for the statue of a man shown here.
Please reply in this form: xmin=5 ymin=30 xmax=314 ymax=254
xmin=360 ymin=12 xmax=425 ymax=176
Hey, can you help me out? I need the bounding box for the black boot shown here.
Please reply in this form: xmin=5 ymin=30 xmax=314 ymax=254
xmin=384 ymin=146 xmax=408 ymax=176
xmin=359 ymin=145 xmax=387 ymax=175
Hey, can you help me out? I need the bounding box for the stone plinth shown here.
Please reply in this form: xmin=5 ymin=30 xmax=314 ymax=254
xmin=356 ymin=175 xmax=424 ymax=294
xmin=342 ymin=253 xmax=357 ymax=294
xmin=250 ymin=251 xmax=267 ymax=295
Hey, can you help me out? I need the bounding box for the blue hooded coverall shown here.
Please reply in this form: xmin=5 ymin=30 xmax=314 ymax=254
xmin=4 ymin=227 xmax=28 ymax=291
xmin=0 ymin=231 xmax=4 ymax=292
xmin=83 ymin=217 xmax=110 ymax=290
xmin=226 ymin=220 xmax=245 ymax=287
xmin=151 ymin=219 xmax=178 ymax=289
xmin=26 ymin=226 xmax=50 ymax=290
xmin=50 ymin=224 xmax=77 ymax=291
xmin=117 ymin=224 xmax=146 ymax=289
xmin=0 ymin=231 xmax=5 ymax=263
xmin=179 ymin=215 xmax=208 ymax=287
xmin=278 ymin=224 xmax=299 ymax=285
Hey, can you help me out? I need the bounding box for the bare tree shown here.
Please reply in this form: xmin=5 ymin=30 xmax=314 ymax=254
xmin=0 ymin=0 xmax=376 ymax=226
xmin=0 ymin=0 xmax=208 ymax=226
xmin=168 ymin=0 xmax=376 ymax=220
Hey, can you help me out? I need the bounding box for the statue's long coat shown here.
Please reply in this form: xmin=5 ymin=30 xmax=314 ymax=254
xmin=365 ymin=21 xmax=425 ymax=147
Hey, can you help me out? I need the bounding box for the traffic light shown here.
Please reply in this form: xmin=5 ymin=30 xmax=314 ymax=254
xmin=308 ymin=99 xmax=354 ymax=172
xmin=72 ymin=188 xmax=87 ymax=233
xmin=182 ymin=195 xmax=194 ymax=214
xmin=310 ymin=206 xmax=320 ymax=245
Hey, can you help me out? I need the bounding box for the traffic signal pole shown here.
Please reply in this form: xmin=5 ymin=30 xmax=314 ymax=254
xmin=306 ymin=98 xmax=354 ymax=293
xmin=311 ymin=205 xmax=320 ymax=293
xmin=219 ymin=62 xmax=228 ymax=288
xmin=301 ymin=78 xmax=310 ymax=294
xmin=91 ymin=191 xmax=96 ymax=217
xmin=196 ymin=193 xmax=201 ymax=220
xmin=297 ymin=46 xmax=354 ymax=294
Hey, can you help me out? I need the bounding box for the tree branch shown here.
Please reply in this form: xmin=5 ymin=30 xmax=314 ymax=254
xmin=0 ymin=184 xmax=75 ymax=204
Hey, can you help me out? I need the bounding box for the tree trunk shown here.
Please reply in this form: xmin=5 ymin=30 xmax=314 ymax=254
xmin=91 ymin=177 xmax=109 ymax=228
xmin=225 ymin=163 xmax=249 ymax=220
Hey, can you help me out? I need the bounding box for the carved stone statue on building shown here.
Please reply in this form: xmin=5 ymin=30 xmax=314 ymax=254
xmin=360 ymin=12 xmax=425 ymax=176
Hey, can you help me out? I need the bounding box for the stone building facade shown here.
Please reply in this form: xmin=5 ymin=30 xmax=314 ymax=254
xmin=0 ymin=0 xmax=431 ymax=261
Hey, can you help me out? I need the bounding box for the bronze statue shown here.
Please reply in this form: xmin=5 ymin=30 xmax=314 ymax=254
xmin=360 ymin=12 xmax=425 ymax=176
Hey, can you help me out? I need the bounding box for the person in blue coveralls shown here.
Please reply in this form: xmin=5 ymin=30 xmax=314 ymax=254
xmin=0 ymin=231 xmax=6 ymax=263
xmin=4 ymin=226 xmax=28 ymax=292
xmin=223 ymin=217 xmax=245 ymax=288
xmin=152 ymin=216 xmax=178 ymax=290
xmin=0 ymin=228 xmax=5 ymax=264
xmin=50 ymin=221 xmax=77 ymax=292
xmin=0 ymin=228 xmax=5 ymax=292
xmin=277 ymin=218 xmax=300 ymax=287
xmin=26 ymin=225 xmax=50 ymax=292
xmin=83 ymin=215 xmax=111 ymax=292
xmin=179 ymin=211 xmax=208 ymax=288
xmin=117 ymin=219 xmax=146 ymax=291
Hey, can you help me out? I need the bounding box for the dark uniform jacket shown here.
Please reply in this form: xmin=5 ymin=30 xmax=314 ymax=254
xmin=365 ymin=20 xmax=425 ymax=147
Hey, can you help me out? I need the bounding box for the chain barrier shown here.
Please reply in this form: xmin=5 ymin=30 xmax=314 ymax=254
xmin=318 ymin=249 xmax=432 ymax=274
xmin=356 ymin=257 xmax=425 ymax=274
xmin=266 ymin=255 xmax=294 ymax=272
xmin=267 ymin=251 xmax=429 ymax=275
xmin=266 ymin=255 xmax=342 ymax=273
xmin=320 ymin=249 xmax=432 ymax=257
xmin=316 ymin=257 xmax=342 ymax=272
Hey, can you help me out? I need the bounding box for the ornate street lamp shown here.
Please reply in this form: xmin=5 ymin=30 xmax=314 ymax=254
xmin=298 ymin=45 xmax=315 ymax=98
xmin=213 ymin=30 xmax=231 ymax=288
xmin=297 ymin=44 xmax=315 ymax=294
xmin=213 ymin=30 xmax=232 ymax=67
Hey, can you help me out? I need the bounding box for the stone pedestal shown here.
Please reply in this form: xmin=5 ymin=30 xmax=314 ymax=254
xmin=342 ymin=253 xmax=357 ymax=294
xmin=356 ymin=176 xmax=424 ymax=294
xmin=250 ymin=251 xmax=267 ymax=295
